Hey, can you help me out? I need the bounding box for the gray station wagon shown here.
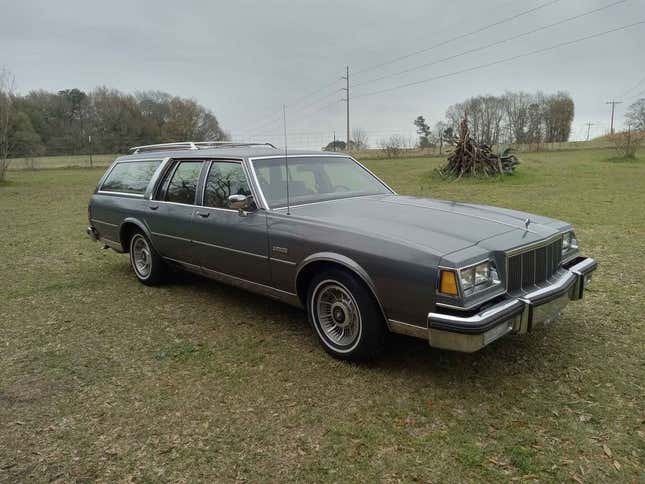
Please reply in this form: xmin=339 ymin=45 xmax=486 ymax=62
xmin=87 ymin=141 xmax=597 ymax=360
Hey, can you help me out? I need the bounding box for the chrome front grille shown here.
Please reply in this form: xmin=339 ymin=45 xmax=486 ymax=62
xmin=506 ymin=238 xmax=562 ymax=292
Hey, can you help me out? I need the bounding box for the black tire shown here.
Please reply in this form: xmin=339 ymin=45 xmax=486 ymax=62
xmin=307 ymin=268 xmax=387 ymax=361
xmin=128 ymin=230 xmax=165 ymax=286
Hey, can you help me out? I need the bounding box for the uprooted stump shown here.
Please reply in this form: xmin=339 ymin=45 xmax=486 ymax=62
xmin=439 ymin=116 xmax=519 ymax=178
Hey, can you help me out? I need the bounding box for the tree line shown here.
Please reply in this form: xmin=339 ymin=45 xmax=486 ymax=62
xmin=415 ymin=91 xmax=576 ymax=149
xmin=0 ymin=70 xmax=228 ymax=163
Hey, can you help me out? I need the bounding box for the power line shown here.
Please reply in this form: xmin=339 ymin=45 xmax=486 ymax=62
xmin=249 ymin=101 xmax=343 ymax=137
xmin=243 ymin=129 xmax=334 ymax=137
xmin=352 ymin=0 xmax=562 ymax=77
xmin=286 ymin=78 xmax=343 ymax=109
xmin=620 ymin=74 xmax=645 ymax=98
xmin=353 ymin=0 xmax=627 ymax=88
xmin=243 ymin=77 xmax=342 ymax=133
xmin=244 ymin=92 xmax=336 ymax=133
xmin=290 ymin=88 xmax=342 ymax=116
xmin=352 ymin=20 xmax=645 ymax=99
xmin=244 ymin=109 xmax=286 ymax=135
xmin=242 ymin=67 xmax=351 ymax=136
xmin=243 ymin=0 xmax=533 ymax=135
xmin=242 ymin=91 xmax=343 ymax=135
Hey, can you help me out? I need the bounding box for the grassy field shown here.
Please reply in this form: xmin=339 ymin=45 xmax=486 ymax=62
xmin=1 ymin=147 xmax=644 ymax=482
xmin=6 ymin=154 xmax=117 ymax=171
xmin=3 ymin=136 xmax=632 ymax=169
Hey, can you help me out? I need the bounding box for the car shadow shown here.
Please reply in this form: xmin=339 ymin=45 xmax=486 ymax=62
xmin=163 ymin=268 xmax=306 ymax=326
xmin=162 ymin=268 xmax=578 ymax=388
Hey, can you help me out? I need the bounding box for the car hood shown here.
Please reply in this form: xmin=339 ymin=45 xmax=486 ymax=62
xmin=286 ymin=194 xmax=568 ymax=256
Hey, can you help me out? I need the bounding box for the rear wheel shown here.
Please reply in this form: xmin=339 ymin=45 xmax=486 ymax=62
xmin=307 ymin=268 xmax=386 ymax=361
xmin=129 ymin=231 xmax=165 ymax=285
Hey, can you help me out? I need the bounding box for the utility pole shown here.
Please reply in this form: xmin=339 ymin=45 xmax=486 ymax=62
xmin=605 ymin=100 xmax=622 ymax=134
xmin=88 ymin=134 xmax=93 ymax=167
xmin=333 ymin=131 xmax=336 ymax=151
xmin=585 ymin=122 xmax=594 ymax=141
xmin=341 ymin=66 xmax=350 ymax=150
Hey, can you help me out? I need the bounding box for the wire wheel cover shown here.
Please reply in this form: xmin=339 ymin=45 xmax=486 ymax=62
xmin=315 ymin=283 xmax=361 ymax=347
xmin=132 ymin=236 xmax=151 ymax=277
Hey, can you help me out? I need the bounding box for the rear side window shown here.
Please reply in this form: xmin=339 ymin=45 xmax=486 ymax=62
xmin=101 ymin=160 xmax=161 ymax=194
xmin=164 ymin=161 xmax=203 ymax=204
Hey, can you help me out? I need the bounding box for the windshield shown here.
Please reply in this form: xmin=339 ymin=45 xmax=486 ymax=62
xmin=251 ymin=156 xmax=391 ymax=208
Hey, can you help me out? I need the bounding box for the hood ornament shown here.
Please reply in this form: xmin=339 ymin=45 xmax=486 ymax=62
xmin=524 ymin=218 xmax=531 ymax=229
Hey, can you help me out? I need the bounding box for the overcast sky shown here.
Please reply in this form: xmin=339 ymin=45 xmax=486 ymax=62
xmin=1 ymin=0 xmax=644 ymax=148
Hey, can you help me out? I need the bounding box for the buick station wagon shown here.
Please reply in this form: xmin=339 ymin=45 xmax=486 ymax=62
xmin=87 ymin=142 xmax=597 ymax=360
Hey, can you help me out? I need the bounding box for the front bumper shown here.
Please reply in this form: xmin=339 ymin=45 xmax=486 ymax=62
xmin=427 ymin=256 xmax=597 ymax=352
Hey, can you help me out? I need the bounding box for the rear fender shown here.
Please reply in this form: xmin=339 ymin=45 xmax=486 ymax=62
xmin=119 ymin=218 xmax=155 ymax=252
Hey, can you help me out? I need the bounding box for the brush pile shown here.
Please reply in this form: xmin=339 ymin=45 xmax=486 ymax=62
xmin=440 ymin=116 xmax=519 ymax=178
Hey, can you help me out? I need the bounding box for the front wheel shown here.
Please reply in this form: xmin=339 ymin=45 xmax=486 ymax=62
xmin=307 ymin=268 xmax=386 ymax=361
xmin=129 ymin=231 xmax=165 ymax=286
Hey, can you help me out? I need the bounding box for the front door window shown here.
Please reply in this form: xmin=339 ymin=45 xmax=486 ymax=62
xmin=203 ymin=161 xmax=252 ymax=209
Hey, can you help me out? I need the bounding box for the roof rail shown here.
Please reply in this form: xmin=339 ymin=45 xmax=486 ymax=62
xmin=128 ymin=141 xmax=277 ymax=154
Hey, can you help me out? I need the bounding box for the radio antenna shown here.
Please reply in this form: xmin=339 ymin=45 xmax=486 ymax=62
xmin=282 ymin=104 xmax=291 ymax=215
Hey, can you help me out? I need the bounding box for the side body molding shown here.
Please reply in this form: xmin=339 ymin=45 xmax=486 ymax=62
xmin=295 ymin=252 xmax=388 ymax=322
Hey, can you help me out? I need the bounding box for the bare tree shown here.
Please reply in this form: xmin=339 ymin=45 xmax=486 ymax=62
xmin=0 ymin=68 xmax=16 ymax=181
xmin=445 ymin=96 xmax=504 ymax=146
xmin=503 ymin=91 xmax=532 ymax=144
xmin=543 ymin=92 xmax=574 ymax=142
xmin=351 ymin=128 xmax=369 ymax=151
xmin=609 ymin=123 xmax=642 ymax=160
xmin=445 ymin=103 xmax=463 ymax=135
xmin=434 ymin=121 xmax=448 ymax=155
xmin=443 ymin=91 xmax=575 ymax=148
xmin=378 ymin=135 xmax=405 ymax=158
xmin=476 ymin=96 xmax=504 ymax=146
xmin=626 ymin=98 xmax=645 ymax=131
xmin=526 ymin=101 xmax=543 ymax=151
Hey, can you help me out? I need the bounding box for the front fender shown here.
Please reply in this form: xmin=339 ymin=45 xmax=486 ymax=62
xmin=295 ymin=251 xmax=387 ymax=321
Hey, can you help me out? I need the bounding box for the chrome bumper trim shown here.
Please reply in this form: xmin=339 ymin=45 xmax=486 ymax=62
xmin=422 ymin=256 xmax=597 ymax=353
xmin=86 ymin=226 xmax=98 ymax=242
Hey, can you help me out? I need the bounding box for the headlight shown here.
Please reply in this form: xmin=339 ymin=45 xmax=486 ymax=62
xmin=459 ymin=260 xmax=500 ymax=296
xmin=562 ymin=231 xmax=579 ymax=258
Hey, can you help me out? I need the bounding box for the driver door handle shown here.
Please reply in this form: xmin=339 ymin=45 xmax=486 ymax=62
xmin=195 ymin=211 xmax=210 ymax=218
xmin=149 ymin=205 xmax=159 ymax=210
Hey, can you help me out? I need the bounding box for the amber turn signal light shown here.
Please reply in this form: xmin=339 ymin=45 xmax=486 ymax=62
xmin=439 ymin=270 xmax=459 ymax=296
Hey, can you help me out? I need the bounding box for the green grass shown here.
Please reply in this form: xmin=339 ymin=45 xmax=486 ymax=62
xmin=1 ymin=147 xmax=644 ymax=482
xmin=1 ymin=137 xmax=624 ymax=170
xmin=7 ymin=153 xmax=117 ymax=170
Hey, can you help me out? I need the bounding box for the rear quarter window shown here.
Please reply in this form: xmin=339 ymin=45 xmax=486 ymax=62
xmin=101 ymin=160 xmax=162 ymax=194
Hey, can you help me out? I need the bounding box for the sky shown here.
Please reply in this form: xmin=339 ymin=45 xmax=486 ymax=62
xmin=1 ymin=0 xmax=644 ymax=149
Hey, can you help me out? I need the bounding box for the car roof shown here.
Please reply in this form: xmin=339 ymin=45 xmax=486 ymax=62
xmin=115 ymin=146 xmax=346 ymax=162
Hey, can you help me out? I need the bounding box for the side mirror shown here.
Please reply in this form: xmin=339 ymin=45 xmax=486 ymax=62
xmin=228 ymin=194 xmax=254 ymax=216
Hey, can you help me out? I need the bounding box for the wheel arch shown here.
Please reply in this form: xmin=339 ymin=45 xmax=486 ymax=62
xmin=294 ymin=252 xmax=388 ymax=322
xmin=118 ymin=218 xmax=154 ymax=253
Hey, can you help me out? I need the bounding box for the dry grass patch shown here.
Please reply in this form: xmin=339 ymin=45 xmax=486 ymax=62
xmin=1 ymin=149 xmax=644 ymax=482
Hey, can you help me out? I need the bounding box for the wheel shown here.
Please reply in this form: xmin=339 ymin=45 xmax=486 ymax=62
xmin=307 ymin=268 xmax=387 ymax=361
xmin=129 ymin=231 xmax=165 ymax=286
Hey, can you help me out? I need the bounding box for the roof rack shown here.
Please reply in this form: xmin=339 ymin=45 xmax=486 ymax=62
xmin=128 ymin=141 xmax=277 ymax=154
